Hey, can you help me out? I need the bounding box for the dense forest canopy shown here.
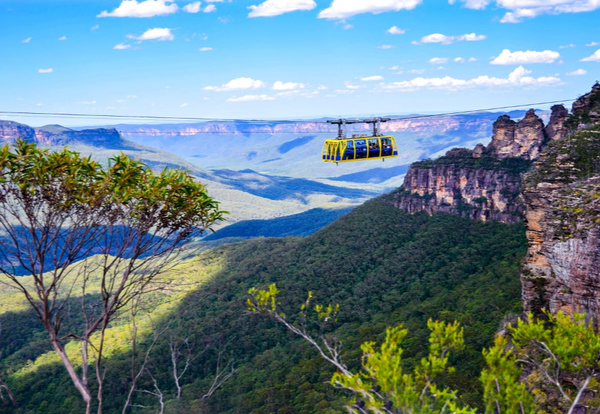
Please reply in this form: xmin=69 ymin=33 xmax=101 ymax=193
xmin=0 ymin=194 xmax=526 ymax=413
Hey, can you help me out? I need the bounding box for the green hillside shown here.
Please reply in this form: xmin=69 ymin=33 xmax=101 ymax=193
xmin=0 ymin=196 xmax=526 ymax=413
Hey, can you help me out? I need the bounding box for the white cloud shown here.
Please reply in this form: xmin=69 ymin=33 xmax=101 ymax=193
xmin=248 ymin=0 xmax=316 ymax=17
xmin=581 ymin=49 xmax=600 ymax=62
xmin=491 ymin=49 xmax=560 ymax=65
xmin=496 ymin=0 xmax=600 ymax=23
xmin=317 ymin=85 xmax=328 ymax=90
xmin=559 ymin=43 xmax=575 ymax=48
xmin=380 ymin=66 xmax=560 ymax=91
xmin=228 ymin=94 xmax=275 ymax=102
xmin=345 ymin=83 xmax=360 ymax=89
xmin=128 ymin=28 xmax=175 ymax=41
xmin=180 ymin=103 xmax=188 ymax=108
xmin=98 ymin=0 xmax=179 ymax=17
xmin=38 ymin=68 xmax=53 ymax=73
xmin=587 ymin=41 xmax=600 ymax=46
xmin=273 ymin=81 xmax=305 ymax=90
xmin=22 ymin=37 xmax=31 ymax=43
xmin=414 ymin=32 xmax=486 ymax=45
xmin=114 ymin=43 xmax=132 ymax=50
xmin=469 ymin=57 xmax=477 ymax=62
xmin=204 ymin=4 xmax=216 ymax=12
xmin=450 ymin=0 xmax=490 ymax=9
xmin=58 ymin=36 xmax=67 ymax=41
xmin=377 ymin=44 xmax=395 ymax=49
xmin=205 ymin=77 xmax=267 ymax=91
xmin=454 ymin=57 xmax=465 ymax=63
xmin=337 ymin=19 xmax=353 ymax=29
xmin=199 ymin=47 xmax=213 ymax=51
xmin=567 ymin=69 xmax=587 ymax=76
xmin=318 ymin=0 xmax=421 ymax=19
xmin=429 ymin=57 xmax=448 ymax=64
xmin=91 ymin=24 xmax=100 ymax=31
xmin=387 ymin=25 xmax=406 ymax=34
xmin=333 ymin=89 xmax=355 ymax=94
xmin=183 ymin=2 xmax=202 ymax=13
xmin=361 ymin=75 xmax=384 ymax=81
xmin=127 ymin=95 xmax=138 ymax=98
xmin=79 ymin=101 xmax=97 ymax=105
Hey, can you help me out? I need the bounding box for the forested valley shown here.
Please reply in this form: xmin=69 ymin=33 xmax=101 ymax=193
xmin=0 ymin=195 xmax=526 ymax=413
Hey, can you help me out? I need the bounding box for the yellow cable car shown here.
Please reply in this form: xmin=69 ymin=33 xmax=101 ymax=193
xmin=322 ymin=118 xmax=398 ymax=163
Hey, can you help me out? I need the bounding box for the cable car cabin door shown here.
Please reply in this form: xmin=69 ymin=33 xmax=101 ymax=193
xmin=322 ymin=136 xmax=398 ymax=163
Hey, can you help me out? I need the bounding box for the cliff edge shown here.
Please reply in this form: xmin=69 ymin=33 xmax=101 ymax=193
xmin=521 ymin=84 xmax=600 ymax=325
xmin=390 ymin=104 xmax=570 ymax=223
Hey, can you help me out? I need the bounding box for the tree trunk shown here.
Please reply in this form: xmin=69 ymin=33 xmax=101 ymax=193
xmin=50 ymin=338 xmax=92 ymax=414
xmin=0 ymin=377 xmax=16 ymax=405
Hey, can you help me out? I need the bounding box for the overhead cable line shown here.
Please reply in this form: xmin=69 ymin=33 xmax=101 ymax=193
xmin=387 ymin=99 xmax=576 ymax=121
xmin=0 ymin=98 xmax=577 ymax=126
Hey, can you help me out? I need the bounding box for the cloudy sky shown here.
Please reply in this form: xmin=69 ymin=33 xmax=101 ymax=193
xmin=1 ymin=0 xmax=599 ymax=126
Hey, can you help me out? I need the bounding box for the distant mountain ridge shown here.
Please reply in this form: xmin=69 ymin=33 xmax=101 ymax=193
xmin=0 ymin=119 xmax=377 ymax=233
xmin=112 ymin=111 xmax=532 ymax=136
xmin=110 ymin=111 xmax=544 ymax=190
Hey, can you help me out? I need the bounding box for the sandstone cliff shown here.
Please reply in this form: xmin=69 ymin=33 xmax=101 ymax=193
xmin=0 ymin=120 xmax=129 ymax=149
xmin=0 ymin=120 xmax=35 ymax=143
xmin=520 ymin=84 xmax=600 ymax=325
xmin=391 ymin=147 xmax=528 ymax=223
xmin=390 ymin=104 xmax=571 ymax=223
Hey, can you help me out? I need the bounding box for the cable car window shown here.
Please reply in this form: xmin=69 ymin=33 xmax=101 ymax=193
xmin=344 ymin=140 xmax=355 ymax=160
xmin=381 ymin=138 xmax=392 ymax=156
xmin=355 ymin=139 xmax=367 ymax=159
xmin=368 ymin=138 xmax=380 ymax=158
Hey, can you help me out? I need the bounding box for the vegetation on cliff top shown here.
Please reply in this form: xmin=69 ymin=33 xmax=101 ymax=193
xmin=411 ymin=147 xmax=532 ymax=175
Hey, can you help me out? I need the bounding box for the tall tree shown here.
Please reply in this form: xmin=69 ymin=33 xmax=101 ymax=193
xmin=0 ymin=140 xmax=224 ymax=414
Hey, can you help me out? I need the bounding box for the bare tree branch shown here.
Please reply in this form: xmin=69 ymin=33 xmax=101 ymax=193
xmin=202 ymin=346 xmax=236 ymax=400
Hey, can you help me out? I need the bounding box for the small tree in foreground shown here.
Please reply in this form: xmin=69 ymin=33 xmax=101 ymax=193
xmin=0 ymin=140 xmax=225 ymax=414
xmin=249 ymin=285 xmax=600 ymax=413
xmin=247 ymin=284 xmax=475 ymax=414
xmin=482 ymin=311 xmax=600 ymax=414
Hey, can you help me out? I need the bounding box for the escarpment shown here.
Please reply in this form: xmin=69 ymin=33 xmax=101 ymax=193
xmin=390 ymin=83 xmax=600 ymax=324
xmin=521 ymin=84 xmax=600 ymax=325
xmin=391 ymin=104 xmax=571 ymax=224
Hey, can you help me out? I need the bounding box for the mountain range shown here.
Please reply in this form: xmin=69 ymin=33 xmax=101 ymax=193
xmin=0 ymin=109 xmax=541 ymax=237
xmin=1 ymin=84 xmax=599 ymax=413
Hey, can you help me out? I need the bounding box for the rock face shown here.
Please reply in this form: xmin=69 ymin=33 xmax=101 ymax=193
xmin=489 ymin=109 xmax=546 ymax=160
xmin=392 ymin=147 xmax=527 ymax=223
xmin=571 ymin=82 xmax=600 ymax=127
xmin=0 ymin=120 xmax=35 ymax=143
xmin=390 ymin=107 xmax=559 ymax=223
xmin=521 ymin=133 xmax=600 ymax=327
xmin=545 ymin=104 xmax=570 ymax=141
xmin=520 ymin=84 xmax=600 ymax=326
xmin=391 ymin=102 xmax=583 ymax=225
xmin=0 ymin=121 xmax=125 ymax=149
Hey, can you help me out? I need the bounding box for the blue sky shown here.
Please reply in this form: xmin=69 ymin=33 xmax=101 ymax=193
xmin=1 ymin=0 xmax=599 ymax=126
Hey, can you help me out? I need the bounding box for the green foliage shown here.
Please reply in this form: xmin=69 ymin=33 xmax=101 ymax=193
xmin=332 ymin=320 xmax=475 ymax=414
xmin=412 ymin=147 xmax=532 ymax=176
xmin=0 ymin=139 xmax=225 ymax=412
xmin=525 ymin=129 xmax=600 ymax=185
xmin=481 ymin=335 xmax=534 ymax=414
xmin=482 ymin=311 xmax=600 ymax=413
xmin=0 ymin=198 xmax=526 ymax=413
